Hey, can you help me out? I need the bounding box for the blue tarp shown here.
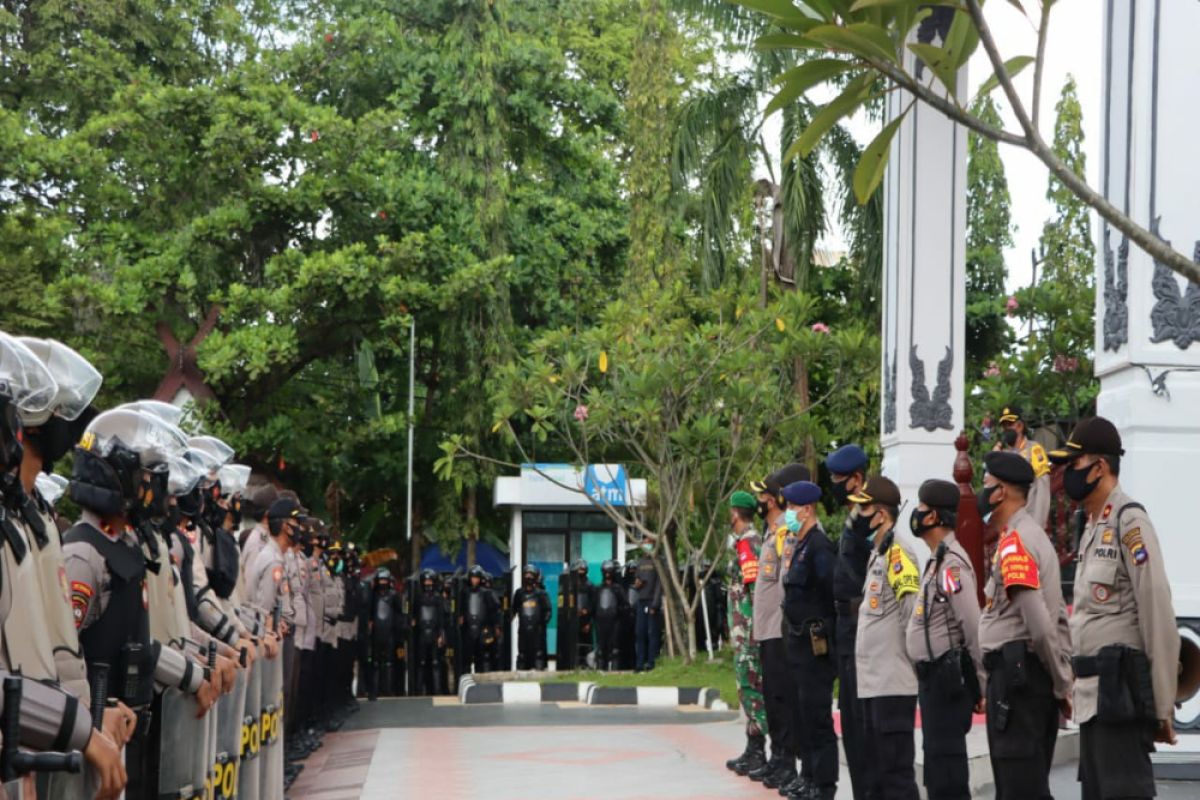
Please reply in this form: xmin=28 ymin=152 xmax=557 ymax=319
xmin=420 ymin=541 xmax=510 ymax=576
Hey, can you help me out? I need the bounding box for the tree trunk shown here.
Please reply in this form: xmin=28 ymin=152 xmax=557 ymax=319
xmin=793 ymin=356 xmax=815 ymax=472
xmin=465 ymin=487 xmax=478 ymax=567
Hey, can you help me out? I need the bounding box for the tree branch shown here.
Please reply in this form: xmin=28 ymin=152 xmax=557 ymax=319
xmin=1031 ymin=0 xmax=1052 ymax=131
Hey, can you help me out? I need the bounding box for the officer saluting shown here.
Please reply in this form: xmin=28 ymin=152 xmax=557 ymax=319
xmin=905 ymin=479 xmax=985 ymax=800
xmin=848 ymin=476 xmax=920 ymax=800
xmin=1048 ymin=417 xmax=1180 ymax=799
xmin=977 ymin=451 xmax=1072 ymax=800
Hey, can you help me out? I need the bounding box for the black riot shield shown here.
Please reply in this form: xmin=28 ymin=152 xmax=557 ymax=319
xmin=444 ymin=572 xmax=463 ymax=690
xmin=556 ymin=570 xmax=578 ymax=671
xmin=371 ymin=589 xmax=396 ymax=699
xmin=619 ymin=571 xmax=638 ymax=670
xmin=404 ymin=575 xmax=420 ymax=697
xmin=494 ymin=571 xmax=512 ymax=672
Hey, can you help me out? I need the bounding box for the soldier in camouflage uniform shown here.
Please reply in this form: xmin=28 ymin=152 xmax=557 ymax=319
xmin=725 ymin=490 xmax=769 ymax=776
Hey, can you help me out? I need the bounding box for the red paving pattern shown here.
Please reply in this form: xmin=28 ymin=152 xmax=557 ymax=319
xmin=289 ymin=730 xmax=378 ymax=800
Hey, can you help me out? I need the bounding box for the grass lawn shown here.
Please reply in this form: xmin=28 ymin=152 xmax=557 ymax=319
xmin=544 ymin=650 xmax=740 ymax=706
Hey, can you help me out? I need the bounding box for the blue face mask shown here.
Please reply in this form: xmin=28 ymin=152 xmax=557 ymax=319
xmin=783 ymin=509 xmax=802 ymax=533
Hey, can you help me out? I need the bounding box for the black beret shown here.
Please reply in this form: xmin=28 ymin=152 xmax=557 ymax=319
xmin=984 ymin=450 xmax=1034 ymax=486
xmin=267 ymin=496 xmax=303 ymax=520
xmin=781 ymin=481 xmax=822 ymax=506
xmin=848 ymin=475 xmax=901 ymax=508
xmin=917 ymin=479 xmax=959 ymax=511
xmin=764 ymin=463 xmax=811 ymax=496
xmin=1048 ymin=416 xmax=1125 ymax=464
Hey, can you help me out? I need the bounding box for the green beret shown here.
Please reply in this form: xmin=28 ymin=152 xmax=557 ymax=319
xmin=729 ymin=491 xmax=757 ymax=510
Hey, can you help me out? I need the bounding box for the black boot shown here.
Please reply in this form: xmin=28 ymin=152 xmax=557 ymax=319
xmin=747 ymin=754 xmax=780 ymax=783
xmin=726 ymin=733 xmax=765 ymax=773
xmin=781 ymin=775 xmax=811 ymax=798
xmin=796 ymin=784 xmax=835 ymax=800
xmin=762 ymin=757 xmax=796 ymax=790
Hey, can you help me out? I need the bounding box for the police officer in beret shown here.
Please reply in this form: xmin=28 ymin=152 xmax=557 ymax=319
xmin=905 ymin=479 xmax=985 ymax=800
xmin=848 ymin=476 xmax=919 ymax=800
xmin=994 ymin=406 xmax=1051 ymax=526
xmin=1048 ymin=417 xmax=1179 ymax=800
xmin=825 ymin=444 xmax=872 ymax=800
xmin=780 ymin=480 xmax=837 ymax=800
xmin=977 ymin=451 xmax=1073 ymax=800
xmin=748 ymin=463 xmax=809 ymax=787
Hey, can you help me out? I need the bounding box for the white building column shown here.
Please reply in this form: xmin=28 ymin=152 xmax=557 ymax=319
xmin=880 ymin=51 xmax=967 ymax=517
xmin=1095 ymin=1 xmax=1200 ymax=733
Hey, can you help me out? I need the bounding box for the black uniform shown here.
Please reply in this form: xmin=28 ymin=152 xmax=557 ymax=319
xmin=512 ymin=581 xmax=551 ymax=670
xmin=832 ymin=514 xmax=874 ymax=800
xmin=593 ymin=571 xmax=628 ymax=670
xmin=355 ymin=577 xmax=371 ymax=698
xmin=460 ymin=581 xmax=500 ymax=673
xmin=619 ymin=564 xmax=639 ymax=670
xmin=782 ymin=524 xmax=838 ymax=798
xmin=368 ymin=577 xmax=405 ymax=699
xmin=413 ymin=583 xmax=448 ymax=694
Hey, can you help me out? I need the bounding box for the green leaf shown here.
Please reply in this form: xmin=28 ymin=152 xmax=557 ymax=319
xmin=849 ymin=0 xmax=915 ymax=8
xmin=805 ymin=23 xmax=897 ymax=64
xmin=943 ymin=7 xmax=980 ymax=69
xmin=764 ymin=59 xmax=853 ymax=117
xmin=853 ymin=111 xmax=905 ymax=204
xmin=783 ymin=73 xmax=874 ymax=161
xmin=731 ymin=0 xmax=825 ymax=28
xmin=975 ymin=55 xmax=1035 ymax=98
xmin=907 ymin=43 xmax=957 ymax=97
xmin=754 ymin=32 xmax=818 ymax=51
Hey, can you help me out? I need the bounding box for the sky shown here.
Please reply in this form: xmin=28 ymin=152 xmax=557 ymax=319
xmin=784 ymin=1 xmax=1103 ymax=293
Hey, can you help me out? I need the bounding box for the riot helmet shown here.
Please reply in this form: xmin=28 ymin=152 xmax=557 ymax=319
xmin=69 ymin=408 xmax=187 ymax=517
xmin=15 ymin=337 xmax=102 ymax=469
xmin=522 ymin=564 xmax=540 ymax=587
xmin=601 ymin=559 xmax=619 ymax=582
xmin=468 ymin=564 xmax=486 ymax=586
xmin=374 ymin=568 xmax=394 ymax=592
xmin=572 ymin=558 xmax=588 ymax=576
xmin=420 ymin=567 xmax=438 ymax=592
xmin=0 ymin=333 xmax=58 ymax=474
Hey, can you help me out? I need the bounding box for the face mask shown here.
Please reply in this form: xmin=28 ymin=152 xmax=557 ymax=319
xmin=783 ymin=509 xmax=802 ymax=533
xmin=755 ymin=501 xmax=769 ymax=519
xmin=1001 ymin=428 xmax=1019 ymax=448
xmin=909 ymin=508 xmax=938 ymax=537
xmin=829 ymin=480 xmax=851 ymax=507
xmin=1064 ymin=462 xmax=1101 ymax=502
xmin=976 ymin=485 xmax=1000 ymax=519
xmin=25 ymin=417 xmax=73 ymax=468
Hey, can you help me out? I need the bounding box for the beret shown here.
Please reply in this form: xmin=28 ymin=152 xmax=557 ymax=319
xmin=917 ymin=479 xmax=959 ymax=511
xmin=763 ymin=463 xmax=812 ymax=497
xmin=267 ymin=496 xmax=302 ymax=520
xmin=1048 ymin=416 xmax=1124 ymax=464
xmin=825 ymin=444 xmax=868 ymax=476
xmin=984 ymin=450 xmax=1035 ymax=485
xmin=729 ymin=490 xmax=757 ymax=510
xmin=781 ymin=480 xmax=822 ymax=506
xmin=848 ymin=475 xmax=901 ymax=508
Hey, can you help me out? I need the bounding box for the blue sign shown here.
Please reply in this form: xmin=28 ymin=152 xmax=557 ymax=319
xmin=584 ymin=465 xmax=628 ymax=507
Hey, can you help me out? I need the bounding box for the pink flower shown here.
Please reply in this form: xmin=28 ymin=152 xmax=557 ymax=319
xmin=1053 ymin=354 xmax=1080 ymax=373
xmin=983 ymin=361 xmax=1001 ymax=378
xmin=573 ymin=404 xmax=589 ymax=422
xmin=310 ymin=130 xmax=319 ymax=142
xmin=810 ymin=322 xmax=830 ymax=334
xmin=1006 ymin=296 xmax=1019 ymax=316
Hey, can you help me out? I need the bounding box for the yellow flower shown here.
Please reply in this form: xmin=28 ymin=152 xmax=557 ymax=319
xmin=775 ymin=318 xmax=786 ymax=332
xmin=599 ymin=351 xmax=609 ymax=373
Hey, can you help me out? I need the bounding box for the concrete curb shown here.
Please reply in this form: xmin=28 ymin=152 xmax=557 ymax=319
xmin=457 ymin=676 xmax=722 ymax=707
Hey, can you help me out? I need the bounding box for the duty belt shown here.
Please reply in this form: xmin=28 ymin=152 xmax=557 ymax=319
xmin=1071 ymin=655 xmax=1101 ymax=677
xmin=983 ymin=642 xmax=1033 ymax=671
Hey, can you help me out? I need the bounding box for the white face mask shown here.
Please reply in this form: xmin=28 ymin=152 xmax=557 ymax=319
xmin=726 ymin=533 xmax=736 ymax=551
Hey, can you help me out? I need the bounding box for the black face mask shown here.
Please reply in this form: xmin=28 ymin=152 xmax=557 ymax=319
xmin=168 ymin=505 xmax=183 ymax=529
xmin=909 ymin=508 xmax=939 ymax=537
xmin=1001 ymin=429 xmax=1019 ymax=448
xmin=976 ymin=484 xmax=1000 ymax=518
xmin=755 ymin=500 xmax=769 ymax=519
xmin=829 ymin=480 xmax=851 ymax=507
xmin=1064 ymin=462 xmax=1101 ymax=502
xmin=25 ymin=416 xmax=74 ymax=469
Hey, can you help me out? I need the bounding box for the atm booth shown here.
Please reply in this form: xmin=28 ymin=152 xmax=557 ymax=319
xmin=493 ymin=464 xmax=647 ymax=669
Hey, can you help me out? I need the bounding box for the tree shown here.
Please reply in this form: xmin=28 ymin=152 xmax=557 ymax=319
xmin=729 ymin=0 xmax=1200 ymax=286
xmin=976 ymin=77 xmax=1096 ymax=434
xmin=965 ymin=95 xmax=1013 ymax=379
xmin=437 ymin=285 xmax=878 ymax=662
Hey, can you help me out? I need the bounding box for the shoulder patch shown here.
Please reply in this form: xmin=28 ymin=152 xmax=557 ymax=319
xmin=1121 ymin=527 xmax=1148 ymax=566
xmin=272 ymin=565 xmax=284 ymax=584
xmin=1029 ymin=443 xmax=1050 ymax=478
xmin=886 ymin=545 xmax=920 ymax=598
xmin=70 ymin=582 xmax=93 ymax=628
xmin=997 ymin=529 xmax=1040 ymax=591
xmin=941 ymin=565 xmax=963 ymax=595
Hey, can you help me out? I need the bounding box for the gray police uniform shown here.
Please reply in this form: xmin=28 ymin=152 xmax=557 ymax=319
xmin=978 ymin=507 xmax=1072 ymax=800
xmin=855 ymin=529 xmax=919 ymax=800
xmin=905 ymin=533 xmax=984 ymax=800
xmin=1071 ymin=487 xmax=1179 ymax=800
xmin=753 ymin=522 xmax=793 ymax=763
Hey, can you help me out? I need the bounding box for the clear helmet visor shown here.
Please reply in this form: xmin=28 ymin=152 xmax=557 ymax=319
xmin=35 ymin=472 xmax=70 ymax=506
xmin=82 ymin=409 xmax=188 ymax=466
xmin=117 ymin=400 xmax=183 ymax=428
xmin=187 ymin=435 xmax=235 ymax=468
xmin=0 ymin=332 xmax=59 ymax=417
xmin=166 ymin=454 xmax=204 ymax=496
xmin=16 ymin=338 xmax=102 ymax=422
xmin=218 ymin=464 xmax=251 ymax=496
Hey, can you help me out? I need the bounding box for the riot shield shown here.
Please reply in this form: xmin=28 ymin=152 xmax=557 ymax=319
xmin=556 ymin=570 xmax=578 ymax=671
xmin=213 ymin=664 xmax=247 ymax=800
xmin=442 ymin=571 xmax=461 ymax=695
xmin=159 ymin=686 xmax=204 ymax=798
xmin=259 ymin=648 xmax=285 ymax=800
xmin=404 ymin=575 xmax=419 ymax=696
xmin=237 ymin=652 xmax=263 ymax=800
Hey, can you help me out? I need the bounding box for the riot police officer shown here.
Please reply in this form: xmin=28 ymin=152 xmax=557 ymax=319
xmin=779 ymin=480 xmax=837 ymax=800
xmin=368 ymin=569 xmax=405 ymax=699
xmin=513 ymin=565 xmax=551 ymax=670
xmin=977 ymin=451 xmax=1073 ymax=800
xmin=825 ymin=444 xmax=872 ymax=800
xmin=414 ymin=569 xmax=448 ymax=693
xmin=571 ymin=559 xmax=596 ymax=667
xmin=593 ymin=560 xmax=627 ymax=671
xmin=1049 ymin=417 xmax=1180 ymax=800
xmin=905 ymin=479 xmax=984 ymax=800
xmin=848 ymin=476 xmax=919 ymax=800
xmin=460 ymin=565 xmax=500 ymax=674
xmin=619 ymin=561 xmax=639 ymax=670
